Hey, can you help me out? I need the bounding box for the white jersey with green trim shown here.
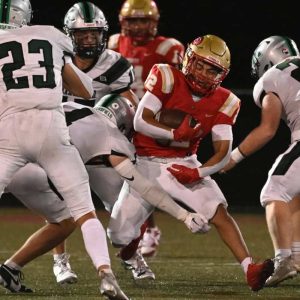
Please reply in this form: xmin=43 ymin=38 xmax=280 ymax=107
xmin=253 ymin=56 xmax=300 ymax=142
xmin=63 ymin=101 xmax=136 ymax=163
xmin=63 ymin=49 xmax=134 ymax=105
xmin=0 ymin=25 xmax=73 ymax=119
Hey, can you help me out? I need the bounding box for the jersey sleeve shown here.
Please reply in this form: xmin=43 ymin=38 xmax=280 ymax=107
xmin=155 ymin=38 xmax=185 ymax=66
xmin=49 ymin=26 xmax=74 ymax=56
xmin=253 ymin=67 xmax=296 ymax=108
xmin=144 ymin=64 xmax=175 ymax=102
xmin=101 ymin=50 xmax=134 ymax=93
xmin=215 ymin=92 xmax=241 ymax=126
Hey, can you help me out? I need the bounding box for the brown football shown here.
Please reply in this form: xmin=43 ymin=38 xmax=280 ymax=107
xmin=154 ymin=109 xmax=197 ymax=146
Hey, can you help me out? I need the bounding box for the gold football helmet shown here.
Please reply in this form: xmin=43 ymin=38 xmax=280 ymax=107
xmin=119 ymin=0 xmax=160 ymax=44
xmin=182 ymin=35 xmax=230 ymax=96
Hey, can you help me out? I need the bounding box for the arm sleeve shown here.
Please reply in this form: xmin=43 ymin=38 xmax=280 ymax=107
xmin=200 ymin=125 xmax=233 ymax=177
xmin=133 ymin=91 xmax=173 ymax=139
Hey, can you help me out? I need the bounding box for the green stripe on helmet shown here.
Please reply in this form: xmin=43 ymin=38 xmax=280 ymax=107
xmin=0 ymin=0 xmax=10 ymax=24
xmin=79 ymin=1 xmax=93 ymax=23
xmin=283 ymin=36 xmax=298 ymax=56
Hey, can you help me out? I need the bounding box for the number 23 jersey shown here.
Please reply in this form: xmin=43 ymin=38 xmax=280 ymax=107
xmin=253 ymin=56 xmax=300 ymax=142
xmin=0 ymin=25 xmax=73 ymax=118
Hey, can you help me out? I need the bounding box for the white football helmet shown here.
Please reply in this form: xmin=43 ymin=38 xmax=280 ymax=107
xmin=64 ymin=1 xmax=108 ymax=58
xmin=94 ymin=94 xmax=136 ymax=139
xmin=0 ymin=0 xmax=32 ymax=29
xmin=251 ymin=35 xmax=300 ymax=79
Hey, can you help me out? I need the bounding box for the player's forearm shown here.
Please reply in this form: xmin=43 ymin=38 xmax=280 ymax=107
xmin=234 ymin=126 xmax=275 ymax=161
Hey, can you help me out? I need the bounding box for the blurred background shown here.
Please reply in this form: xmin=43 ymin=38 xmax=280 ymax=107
xmin=1 ymin=0 xmax=296 ymax=209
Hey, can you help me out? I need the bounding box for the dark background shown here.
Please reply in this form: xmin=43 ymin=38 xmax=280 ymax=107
xmin=1 ymin=0 xmax=295 ymax=209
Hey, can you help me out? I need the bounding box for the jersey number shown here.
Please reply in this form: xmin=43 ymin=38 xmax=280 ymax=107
xmin=276 ymin=57 xmax=300 ymax=82
xmin=0 ymin=39 xmax=56 ymax=90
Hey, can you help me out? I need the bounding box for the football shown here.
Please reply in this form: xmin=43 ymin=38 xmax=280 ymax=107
xmin=154 ymin=109 xmax=197 ymax=146
xmin=155 ymin=109 xmax=197 ymax=128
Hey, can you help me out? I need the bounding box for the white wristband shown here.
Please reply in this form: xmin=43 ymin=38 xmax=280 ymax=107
xmin=231 ymin=147 xmax=245 ymax=163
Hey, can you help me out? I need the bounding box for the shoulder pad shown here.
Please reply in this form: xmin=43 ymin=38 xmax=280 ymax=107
xmin=219 ymin=92 xmax=241 ymax=118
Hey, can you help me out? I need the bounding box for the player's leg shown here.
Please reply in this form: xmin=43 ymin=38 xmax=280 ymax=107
xmin=86 ymin=164 xmax=123 ymax=213
xmin=139 ymin=213 xmax=161 ymax=257
xmin=108 ymin=181 xmax=156 ymax=280
xmin=38 ymin=110 xmax=129 ymax=299
xmin=260 ymin=150 xmax=300 ymax=287
xmin=1 ymin=164 xmax=78 ymax=292
xmin=290 ymin=195 xmax=300 ymax=271
xmin=0 ymin=219 xmax=75 ymax=294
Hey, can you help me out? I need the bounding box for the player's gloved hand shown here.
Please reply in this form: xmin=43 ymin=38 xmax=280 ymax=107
xmin=184 ymin=212 xmax=211 ymax=233
xmin=167 ymin=164 xmax=202 ymax=184
xmin=172 ymin=115 xmax=202 ymax=142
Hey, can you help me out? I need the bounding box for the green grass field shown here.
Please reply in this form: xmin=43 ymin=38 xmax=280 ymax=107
xmin=0 ymin=207 xmax=299 ymax=300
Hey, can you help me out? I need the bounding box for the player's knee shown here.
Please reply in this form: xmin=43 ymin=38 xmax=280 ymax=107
xmin=107 ymin=228 xmax=131 ymax=247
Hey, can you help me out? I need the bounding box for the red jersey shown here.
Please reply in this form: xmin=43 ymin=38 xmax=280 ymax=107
xmin=108 ymin=34 xmax=184 ymax=99
xmin=134 ymin=64 xmax=241 ymax=158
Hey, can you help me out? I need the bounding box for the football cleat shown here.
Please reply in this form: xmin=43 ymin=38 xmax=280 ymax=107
xmin=265 ymin=256 xmax=297 ymax=287
xmin=246 ymin=259 xmax=274 ymax=291
xmin=53 ymin=253 xmax=78 ymax=285
xmin=139 ymin=226 xmax=161 ymax=257
xmin=123 ymin=251 xmax=155 ymax=280
xmin=99 ymin=270 xmax=130 ymax=300
xmin=0 ymin=264 xmax=33 ymax=293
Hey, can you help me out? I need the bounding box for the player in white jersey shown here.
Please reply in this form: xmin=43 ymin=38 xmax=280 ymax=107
xmin=49 ymin=1 xmax=139 ymax=284
xmin=4 ymin=97 xmax=210 ymax=286
xmin=0 ymin=1 xmax=130 ymax=299
xmin=62 ymin=1 xmax=137 ymax=107
xmin=221 ymin=35 xmax=300 ymax=286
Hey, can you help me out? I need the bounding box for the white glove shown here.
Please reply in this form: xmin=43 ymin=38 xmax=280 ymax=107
xmin=184 ymin=212 xmax=211 ymax=234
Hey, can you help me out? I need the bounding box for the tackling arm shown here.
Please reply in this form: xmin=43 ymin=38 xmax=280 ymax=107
xmin=109 ymin=155 xmax=210 ymax=234
xmin=221 ymin=92 xmax=282 ymax=172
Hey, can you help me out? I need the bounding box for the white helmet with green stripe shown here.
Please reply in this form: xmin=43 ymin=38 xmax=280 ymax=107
xmin=251 ymin=35 xmax=300 ymax=79
xmin=94 ymin=94 xmax=136 ymax=139
xmin=64 ymin=1 xmax=108 ymax=58
xmin=0 ymin=0 xmax=32 ymax=29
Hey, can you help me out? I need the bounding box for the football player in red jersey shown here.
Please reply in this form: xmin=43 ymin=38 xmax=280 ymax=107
xmin=107 ymin=35 xmax=274 ymax=292
xmin=108 ymin=0 xmax=185 ymax=258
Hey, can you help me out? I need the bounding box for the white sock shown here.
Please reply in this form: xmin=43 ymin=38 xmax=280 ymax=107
xmin=292 ymin=242 xmax=300 ymax=262
xmin=53 ymin=253 xmax=65 ymax=261
xmin=4 ymin=260 xmax=21 ymax=271
xmin=275 ymin=249 xmax=292 ymax=260
xmin=241 ymin=257 xmax=252 ymax=274
xmin=81 ymin=218 xmax=111 ymax=269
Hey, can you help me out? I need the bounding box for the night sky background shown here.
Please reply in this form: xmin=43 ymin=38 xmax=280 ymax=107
xmin=2 ymin=0 xmax=298 ymax=209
